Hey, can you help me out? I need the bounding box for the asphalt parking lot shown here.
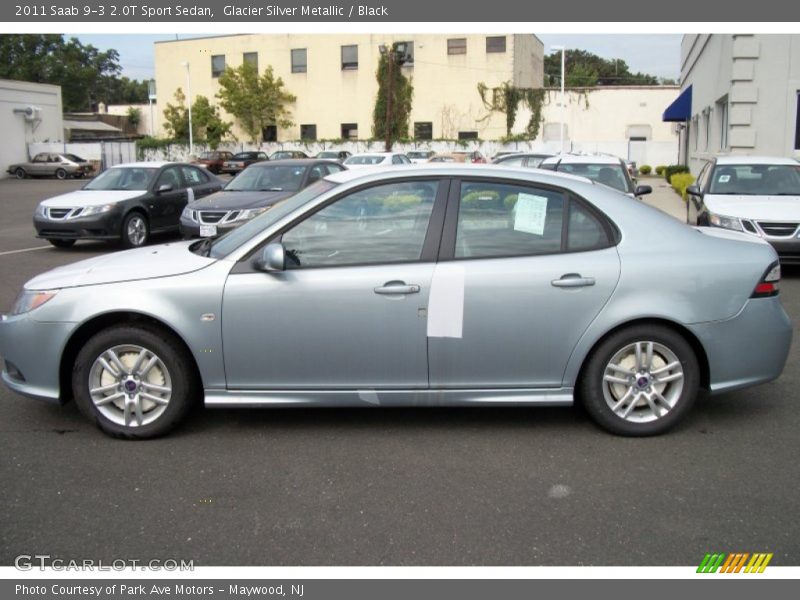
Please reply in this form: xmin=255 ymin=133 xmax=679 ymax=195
xmin=0 ymin=176 xmax=798 ymax=567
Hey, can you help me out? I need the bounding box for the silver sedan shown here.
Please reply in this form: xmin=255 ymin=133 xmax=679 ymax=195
xmin=0 ymin=165 xmax=792 ymax=438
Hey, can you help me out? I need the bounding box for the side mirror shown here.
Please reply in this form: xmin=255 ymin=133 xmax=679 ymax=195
xmin=634 ymin=185 xmax=652 ymax=197
xmin=686 ymin=184 xmax=702 ymax=197
xmin=157 ymin=183 xmax=173 ymax=193
xmin=253 ymin=242 xmax=285 ymax=272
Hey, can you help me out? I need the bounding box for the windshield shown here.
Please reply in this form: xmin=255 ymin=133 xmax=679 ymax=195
xmin=225 ymin=164 xmax=307 ymax=192
xmin=554 ymin=163 xmax=632 ymax=193
xmin=345 ymin=155 xmax=385 ymax=165
xmin=407 ymin=152 xmax=430 ymax=159
xmin=199 ymin=152 xmax=219 ymax=160
xmin=83 ymin=167 xmax=157 ymax=191
xmin=709 ymin=164 xmax=800 ymax=195
xmin=208 ymin=179 xmax=339 ymax=259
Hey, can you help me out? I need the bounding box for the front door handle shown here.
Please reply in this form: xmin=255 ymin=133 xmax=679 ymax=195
xmin=374 ymin=281 xmax=420 ymax=295
xmin=551 ymin=274 xmax=596 ymax=288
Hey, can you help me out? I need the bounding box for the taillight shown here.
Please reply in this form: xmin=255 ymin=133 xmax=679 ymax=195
xmin=751 ymin=262 xmax=780 ymax=298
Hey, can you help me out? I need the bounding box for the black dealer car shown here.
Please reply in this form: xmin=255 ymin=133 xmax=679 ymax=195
xmin=34 ymin=162 xmax=223 ymax=248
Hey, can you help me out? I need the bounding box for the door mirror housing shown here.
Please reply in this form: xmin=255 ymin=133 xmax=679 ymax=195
xmin=253 ymin=242 xmax=286 ymax=272
xmin=634 ymin=185 xmax=652 ymax=197
xmin=686 ymin=184 xmax=702 ymax=197
xmin=157 ymin=183 xmax=173 ymax=194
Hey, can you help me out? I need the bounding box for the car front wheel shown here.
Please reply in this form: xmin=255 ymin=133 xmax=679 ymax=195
xmin=72 ymin=325 xmax=198 ymax=439
xmin=121 ymin=212 xmax=149 ymax=248
xmin=580 ymin=325 xmax=699 ymax=436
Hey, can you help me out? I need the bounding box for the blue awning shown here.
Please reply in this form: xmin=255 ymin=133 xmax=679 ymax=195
xmin=663 ymin=85 xmax=692 ymax=122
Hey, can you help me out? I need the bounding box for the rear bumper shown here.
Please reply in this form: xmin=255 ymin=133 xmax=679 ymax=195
xmin=687 ymin=297 xmax=792 ymax=394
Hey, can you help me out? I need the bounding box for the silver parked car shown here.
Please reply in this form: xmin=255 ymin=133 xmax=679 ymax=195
xmin=0 ymin=165 xmax=791 ymax=439
xmin=8 ymin=152 xmax=94 ymax=180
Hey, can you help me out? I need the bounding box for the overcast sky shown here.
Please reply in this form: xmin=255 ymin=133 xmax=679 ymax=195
xmin=75 ymin=34 xmax=682 ymax=82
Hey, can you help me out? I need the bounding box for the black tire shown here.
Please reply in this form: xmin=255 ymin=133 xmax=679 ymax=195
xmin=47 ymin=239 xmax=76 ymax=248
xmin=14 ymin=168 xmax=26 ymax=179
xmin=55 ymin=168 xmax=67 ymax=180
xmin=120 ymin=212 xmax=149 ymax=248
xmin=72 ymin=325 xmax=198 ymax=439
xmin=579 ymin=324 xmax=699 ymax=436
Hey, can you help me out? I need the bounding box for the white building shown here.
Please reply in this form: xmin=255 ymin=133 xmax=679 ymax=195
xmin=0 ymin=79 xmax=64 ymax=177
xmin=666 ymin=34 xmax=800 ymax=174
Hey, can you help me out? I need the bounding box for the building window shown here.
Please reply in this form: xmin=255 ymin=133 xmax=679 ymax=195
xmin=243 ymin=52 xmax=258 ymax=71
xmin=414 ymin=122 xmax=433 ymax=140
xmin=795 ymin=91 xmax=800 ymax=150
xmin=692 ymin=116 xmax=699 ymax=150
xmin=341 ymin=45 xmax=358 ymax=70
xmin=717 ymin=97 xmax=729 ymax=150
xmin=458 ymin=131 xmax=479 ymax=140
xmin=703 ymin=109 xmax=711 ymax=150
xmin=291 ymin=48 xmax=307 ymax=73
xmin=486 ymin=36 xmax=506 ymax=53
xmin=262 ymin=125 xmax=277 ymax=142
xmin=300 ymin=124 xmax=317 ymax=141
xmin=211 ymin=55 xmax=226 ymax=78
xmin=396 ymin=41 xmax=414 ymax=65
xmin=447 ymin=38 xmax=467 ymax=55
xmin=341 ymin=123 xmax=358 ymax=139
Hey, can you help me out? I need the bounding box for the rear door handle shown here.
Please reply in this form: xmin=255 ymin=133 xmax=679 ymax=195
xmin=551 ymin=274 xmax=596 ymax=288
xmin=374 ymin=281 xmax=420 ymax=295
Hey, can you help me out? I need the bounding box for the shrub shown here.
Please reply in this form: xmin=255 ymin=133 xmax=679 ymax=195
xmin=670 ymin=172 xmax=696 ymax=200
xmin=664 ymin=164 xmax=690 ymax=182
xmin=638 ymin=165 xmax=652 ymax=175
xmin=655 ymin=165 xmax=666 ymax=176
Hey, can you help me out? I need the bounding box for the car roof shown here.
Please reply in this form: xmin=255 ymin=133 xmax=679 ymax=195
xmin=715 ymin=155 xmax=800 ymax=166
xmin=540 ymin=154 xmax=624 ymax=165
xmin=348 ymin=152 xmax=405 ymax=157
xmin=110 ymin=161 xmax=176 ymax=169
xmin=249 ymin=158 xmax=335 ymax=167
xmin=324 ymin=163 xmax=593 ymax=186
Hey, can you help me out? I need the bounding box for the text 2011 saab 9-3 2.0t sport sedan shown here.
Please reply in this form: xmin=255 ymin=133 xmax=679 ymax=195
xmin=1 ymin=165 xmax=792 ymax=438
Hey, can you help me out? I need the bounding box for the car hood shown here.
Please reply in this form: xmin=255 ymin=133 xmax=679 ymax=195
xmin=40 ymin=189 xmax=146 ymax=208
xmin=704 ymin=194 xmax=800 ymax=221
xmin=25 ymin=241 xmax=214 ymax=290
xmin=187 ymin=190 xmax=294 ymax=210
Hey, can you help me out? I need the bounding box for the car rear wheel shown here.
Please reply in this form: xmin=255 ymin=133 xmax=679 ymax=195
xmin=121 ymin=212 xmax=149 ymax=248
xmin=14 ymin=168 xmax=26 ymax=179
xmin=47 ymin=239 xmax=76 ymax=248
xmin=579 ymin=325 xmax=699 ymax=436
xmin=55 ymin=168 xmax=68 ymax=180
xmin=72 ymin=325 xmax=198 ymax=439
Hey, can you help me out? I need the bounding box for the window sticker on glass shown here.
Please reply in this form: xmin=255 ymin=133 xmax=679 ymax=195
xmin=718 ymin=174 xmax=731 ymax=183
xmin=513 ymin=193 xmax=549 ymax=236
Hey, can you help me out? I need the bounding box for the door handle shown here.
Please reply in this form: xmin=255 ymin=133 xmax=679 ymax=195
xmin=551 ymin=274 xmax=596 ymax=288
xmin=374 ymin=281 xmax=420 ymax=295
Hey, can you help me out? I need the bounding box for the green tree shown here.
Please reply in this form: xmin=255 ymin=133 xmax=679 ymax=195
xmin=216 ymin=62 xmax=296 ymax=143
xmin=0 ymin=34 xmax=152 ymax=110
xmin=544 ymin=49 xmax=661 ymax=87
xmin=126 ymin=107 xmax=142 ymax=130
xmin=372 ymin=44 xmax=414 ymax=148
xmin=162 ymin=88 xmax=233 ymax=149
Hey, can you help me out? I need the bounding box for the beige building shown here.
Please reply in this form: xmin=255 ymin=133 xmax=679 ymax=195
xmin=153 ymin=33 xmax=544 ymax=142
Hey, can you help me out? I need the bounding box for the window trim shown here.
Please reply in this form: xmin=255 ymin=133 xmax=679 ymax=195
xmin=447 ymin=38 xmax=467 ymax=55
xmin=486 ymin=36 xmax=507 ymax=54
xmin=211 ymin=54 xmax=226 ymax=78
xmin=291 ymin=48 xmax=307 ymax=73
xmin=438 ymin=177 xmax=619 ymax=263
xmin=341 ymin=44 xmax=358 ymax=70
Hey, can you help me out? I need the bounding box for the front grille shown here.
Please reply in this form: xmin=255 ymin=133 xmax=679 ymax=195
xmin=48 ymin=208 xmax=71 ymax=219
xmin=199 ymin=211 xmax=227 ymax=224
xmin=758 ymin=222 xmax=799 ymax=237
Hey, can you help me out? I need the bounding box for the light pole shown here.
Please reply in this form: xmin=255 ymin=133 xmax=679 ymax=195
xmin=181 ymin=61 xmax=193 ymax=157
xmin=550 ymin=45 xmax=566 ymax=153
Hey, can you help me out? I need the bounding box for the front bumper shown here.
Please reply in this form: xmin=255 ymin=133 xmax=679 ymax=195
xmin=766 ymin=238 xmax=800 ymax=264
xmin=179 ymin=216 xmax=243 ymax=238
xmin=34 ymin=210 xmax=123 ymax=241
xmin=688 ymin=297 xmax=792 ymax=394
xmin=0 ymin=312 xmax=74 ymax=404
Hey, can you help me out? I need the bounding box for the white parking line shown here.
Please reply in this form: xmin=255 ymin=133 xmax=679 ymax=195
xmin=0 ymin=245 xmax=50 ymax=257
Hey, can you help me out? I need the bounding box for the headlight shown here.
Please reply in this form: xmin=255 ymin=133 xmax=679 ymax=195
xmin=182 ymin=207 xmax=197 ymax=222
xmin=35 ymin=203 xmax=47 ymax=217
xmin=10 ymin=289 xmax=58 ymax=316
xmin=233 ymin=207 xmax=268 ymax=222
xmin=80 ymin=204 xmax=115 ymax=217
xmin=708 ymin=212 xmax=743 ymax=232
